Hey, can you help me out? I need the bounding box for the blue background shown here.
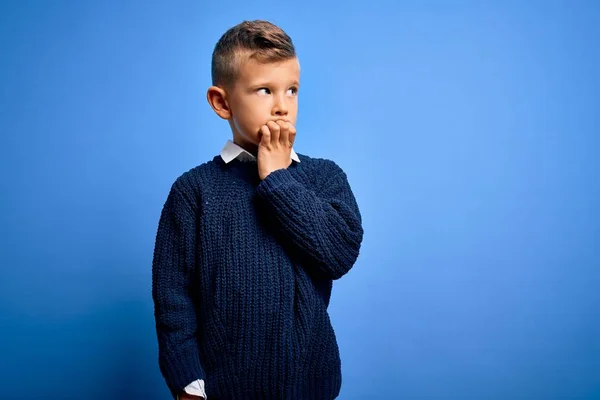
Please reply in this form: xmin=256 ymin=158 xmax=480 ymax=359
xmin=1 ymin=1 xmax=599 ymax=399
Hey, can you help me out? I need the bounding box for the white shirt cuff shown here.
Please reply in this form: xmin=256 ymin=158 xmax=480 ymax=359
xmin=182 ymin=379 xmax=206 ymax=398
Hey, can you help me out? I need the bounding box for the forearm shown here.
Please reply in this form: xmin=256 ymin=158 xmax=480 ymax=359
xmin=256 ymin=166 xmax=363 ymax=279
xmin=154 ymin=294 xmax=205 ymax=395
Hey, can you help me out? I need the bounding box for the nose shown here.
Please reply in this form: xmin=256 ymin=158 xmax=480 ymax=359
xmin=272 ymin=94 xmax=288 ymax=117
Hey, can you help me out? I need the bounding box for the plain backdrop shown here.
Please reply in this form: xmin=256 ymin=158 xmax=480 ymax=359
xmin=1 ymin=1 xmax=599 ymax=399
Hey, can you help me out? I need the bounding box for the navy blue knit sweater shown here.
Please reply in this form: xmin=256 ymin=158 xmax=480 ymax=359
xmin=152 ymin=153 xmax=364 ymax=400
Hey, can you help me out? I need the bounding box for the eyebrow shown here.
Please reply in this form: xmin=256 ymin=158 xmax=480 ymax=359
xmin=250 ymin=80 xmax=300 ymax=88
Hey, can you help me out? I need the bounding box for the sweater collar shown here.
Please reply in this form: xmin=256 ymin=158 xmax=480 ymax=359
xmin=220 ymin=139 xmax=301 ymax=164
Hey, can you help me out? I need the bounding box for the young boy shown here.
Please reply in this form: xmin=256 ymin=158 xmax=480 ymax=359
xmin=152 ymin=20 xmax=364 ymax=400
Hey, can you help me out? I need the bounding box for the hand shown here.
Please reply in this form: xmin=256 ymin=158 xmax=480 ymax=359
xmin=178 ymin=392 xmax=205 ymax=400
xmin=257 ymin=120 xmax=296 ymax=180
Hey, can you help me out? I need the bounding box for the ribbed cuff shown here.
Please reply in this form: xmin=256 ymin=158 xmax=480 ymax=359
xmin=162 ymin=351 xmax=205 ymax=399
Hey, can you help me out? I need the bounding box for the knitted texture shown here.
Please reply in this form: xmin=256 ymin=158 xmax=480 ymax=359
xmin=152 ymin=153 xmax=364 ymax=400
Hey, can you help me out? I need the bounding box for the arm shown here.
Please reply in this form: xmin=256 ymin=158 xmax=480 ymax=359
xmin=152 ymin=179 xmax=205 ymax=397
xmin=256 ymin=161 xmax=364 ymax=280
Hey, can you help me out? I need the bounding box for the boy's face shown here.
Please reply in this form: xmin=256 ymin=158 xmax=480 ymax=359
xmin=226 ymin=57 xmax=300 ymax=152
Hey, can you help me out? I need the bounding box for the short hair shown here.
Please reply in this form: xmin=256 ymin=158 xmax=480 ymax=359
xmin=211 ymin=20 xmax=296 ymax=87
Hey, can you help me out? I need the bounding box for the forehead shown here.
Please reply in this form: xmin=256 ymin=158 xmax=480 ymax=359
xmin=235 ymin=56 xmax=300 ymax=85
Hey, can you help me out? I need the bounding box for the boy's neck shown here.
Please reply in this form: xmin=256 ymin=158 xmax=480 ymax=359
xmin=233 ymin=137 xmax=259 ymax=158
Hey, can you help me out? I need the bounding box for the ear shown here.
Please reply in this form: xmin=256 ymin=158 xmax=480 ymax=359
xmin=207 ymin=86 xmax=231 ymax=120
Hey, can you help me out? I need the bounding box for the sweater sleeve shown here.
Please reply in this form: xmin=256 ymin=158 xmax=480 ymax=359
xmin=152 ymin=179 xmax=205 ymax=397
xmin=256 ymin=161 xmax=364 ymax=280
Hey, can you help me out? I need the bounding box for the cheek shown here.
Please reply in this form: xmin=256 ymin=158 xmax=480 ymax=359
xmin=289 ymin=98 xmax=298 ymax=112
xmin=233 ymin=109 xmax=264 ymax=136
xmin=289 ymin=103 xmax=299 ymax=123
xmin=240 ymin=111 xmax=264 ymax=130
xmin=243 ymin=102 xmax=270 ymax=125
xmin=232 ymin=97 xmax=277 ymax=132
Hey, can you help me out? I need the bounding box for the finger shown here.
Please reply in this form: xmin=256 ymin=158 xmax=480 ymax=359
xmin=287 ymin=122 xmax=296 ymax=148
xmin=259 ymin=125 xmax=270 ymax=147
xmin=278 ymin=121 xmax=295 ymax=148
xmin=266 ymin=121 xmax=280 ymax=144
xmin=276 ymin=120 xmax=289 ymax=148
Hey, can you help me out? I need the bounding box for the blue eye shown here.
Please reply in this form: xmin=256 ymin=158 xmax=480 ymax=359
xmin=287 ymin=87 xmax=298 ymax=96
xmin=257 ymin=88 xmax=270 ymax=95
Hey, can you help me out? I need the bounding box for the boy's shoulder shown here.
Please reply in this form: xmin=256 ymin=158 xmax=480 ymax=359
xmin=168 ymin=156 xmax=221 ymax=193
xmin=295 ymin=152 xmax=342 ymax=168
xmin=295 ymin=152 xmax=347 ymax=177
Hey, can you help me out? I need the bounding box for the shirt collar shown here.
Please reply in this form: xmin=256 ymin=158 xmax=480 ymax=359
xmin=220 ymin=139 xmax=301 ymax=164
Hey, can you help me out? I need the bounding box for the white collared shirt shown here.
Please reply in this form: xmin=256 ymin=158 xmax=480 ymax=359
xmin=181 ymin=139 xmax=300 ymax=399
xmin=219 ymin=139 xmax=300 ymax=164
